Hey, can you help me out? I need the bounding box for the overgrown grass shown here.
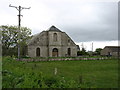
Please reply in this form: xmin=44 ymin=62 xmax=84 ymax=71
xmin=2 ymin=56 xmax=118 ymax=88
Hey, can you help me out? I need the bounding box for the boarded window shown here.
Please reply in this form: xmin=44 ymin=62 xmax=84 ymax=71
xmin=53 ymin=33 xmax=57 ymax=41
xmin=36 ymin=47 xmax=40 ymax=57
xmin=52 ymin=48 xmax=58 ymax=57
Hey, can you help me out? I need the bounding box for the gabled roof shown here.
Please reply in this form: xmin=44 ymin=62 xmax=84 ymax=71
xmin=27 ymin=26 xmax=62 ymax=45
xmin=48 ymin=25 xmax=61 ymax=32
xmin=105 ymin=46 xmax=120 ymax=52
xmin=27 ymin=32 xmax=40 ymax=45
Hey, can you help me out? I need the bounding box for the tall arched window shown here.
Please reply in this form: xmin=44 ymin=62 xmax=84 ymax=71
xmin=53 ymin=33 xmax=57 ymax=41
xmin=68 ymin=48 xmax=71 ymax=56
xmin=36 ymin=47 xmax=40 ymax=57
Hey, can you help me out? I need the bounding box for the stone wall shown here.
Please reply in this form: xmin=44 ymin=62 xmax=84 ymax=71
xmin=19 ymin=57 xmax=112 ymax=62
xmin=101 ymin=48 xmax=111 ymax=56
xmin=28 ymin=29 xmax=77 ymax=57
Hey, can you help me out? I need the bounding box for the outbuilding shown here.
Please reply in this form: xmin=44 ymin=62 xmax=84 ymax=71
xmin=101 ymin=46 xmax=120 ymax=57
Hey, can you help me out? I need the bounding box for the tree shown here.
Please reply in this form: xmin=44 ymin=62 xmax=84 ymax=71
xmin=95 ymin=48 xmax=103 ymax=55
xmin=1 ymin=25 xmax=32 ymax=56
xmin=77 ymin=48 xmax=89 ymax=56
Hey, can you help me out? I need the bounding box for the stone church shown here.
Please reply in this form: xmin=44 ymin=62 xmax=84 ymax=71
xmin=27 ymin=26 xmax=78 ymax=57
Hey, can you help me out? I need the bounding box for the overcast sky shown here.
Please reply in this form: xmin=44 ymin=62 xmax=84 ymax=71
xmin=0 ymin=0 xmax=119 ymax=51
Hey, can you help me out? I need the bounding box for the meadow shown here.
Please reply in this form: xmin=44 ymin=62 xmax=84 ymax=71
xmin=2 ymin=56 xmax=118 ymax=88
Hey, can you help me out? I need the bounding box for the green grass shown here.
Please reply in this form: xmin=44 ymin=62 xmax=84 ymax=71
xmin=2 ymin=56 xmax=118 ymax=88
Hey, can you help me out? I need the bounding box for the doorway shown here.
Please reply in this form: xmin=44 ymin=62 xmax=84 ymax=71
xmin=68 ymin=48 xmax=71 ymax=56
xmin=36 ymin=47 xmax=40 ymax=57
xmin=52 ymin=48 xmax=58 ymax=57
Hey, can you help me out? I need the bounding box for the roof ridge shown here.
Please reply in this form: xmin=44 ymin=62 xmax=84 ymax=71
xmin=48 ymin=25 xmax=61 ymax=32
xmin=105 ymin=46 xmax=120 ymax=48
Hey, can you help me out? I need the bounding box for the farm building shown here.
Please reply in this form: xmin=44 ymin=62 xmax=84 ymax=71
xmin=101 ymin=46 xmax=120 ymax=57
xmin=27 ymin=26 xmax=78 ymax=57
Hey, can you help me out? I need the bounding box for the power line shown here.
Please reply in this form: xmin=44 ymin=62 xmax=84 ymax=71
xmin=9 ymin=4 xmax=31 ymax=60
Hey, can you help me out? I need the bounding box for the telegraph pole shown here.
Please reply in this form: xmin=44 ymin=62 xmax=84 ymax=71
xmin=92 ymin=42 xmax=93 ymax=56
xmin=81 ymin=43 xmax=84 ymax=50
xmin=92 ymin=42 xmax=93 ymax=52
xmin=9 ymin=4 xmax=30 ymax=60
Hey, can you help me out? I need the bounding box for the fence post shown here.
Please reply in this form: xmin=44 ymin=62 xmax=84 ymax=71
xmin=54 ymin=67 xmax=57 ymax=75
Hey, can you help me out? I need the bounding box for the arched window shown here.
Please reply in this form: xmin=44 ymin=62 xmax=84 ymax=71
xmin=68 ymin=39 xmax=70 ymax=43
xmin=68 ymin=48 xmax=71 ymax=56
xmin=36 ymin=47 xmax=40 ymax=57
xmin=53 ymin=33 xmax=57 ymax=41
xmin=52 ymin=48 xmax=58 ymax=57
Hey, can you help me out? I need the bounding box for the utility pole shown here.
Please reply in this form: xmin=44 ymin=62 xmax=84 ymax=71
xmin=92 ymin=42 xmax=93 ymax=52
xmin=81 ymin=43 xmax=84 ymax=50
xmin=9 ymin=4 xmax=31 ymax=60
xmin=92 ymin=42 xmax=93 ymax=56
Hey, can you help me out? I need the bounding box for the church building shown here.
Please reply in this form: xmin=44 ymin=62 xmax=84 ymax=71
xmin=27 ymin=26 xmax=78 ymax=57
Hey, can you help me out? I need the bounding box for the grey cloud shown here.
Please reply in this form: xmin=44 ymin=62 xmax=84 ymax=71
xmin=25 ymin=1 xmax=118 ymax=43
xmin=60 ymin=25 xmax=118 ymax=42
xmin=51 ymin=2 xmax=118 ymax=42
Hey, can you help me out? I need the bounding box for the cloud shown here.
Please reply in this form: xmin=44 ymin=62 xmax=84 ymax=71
xmin=51 ymin=2 xmax=118 ymax=42
xmin=0 ymin=0 xmax=118 ymax=43
xmin=63 ymin=25 xmax=118 ymax=42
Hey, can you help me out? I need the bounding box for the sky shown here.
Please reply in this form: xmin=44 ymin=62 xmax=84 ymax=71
xmin=0 ymin=0 xmax=119 ymax=51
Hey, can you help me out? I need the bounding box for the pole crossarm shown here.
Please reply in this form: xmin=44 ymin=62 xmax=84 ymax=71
xmin=9 ymin=4 xmax=18 ymax=10
xmin=21 ymin=7 xmax=31 ymax=9
xmin=9 ymin=4 xmax=31 ymax=11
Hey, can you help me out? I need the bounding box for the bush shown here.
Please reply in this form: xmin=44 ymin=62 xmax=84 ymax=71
xmin=44 ymin=76 xmax=59 ymax=88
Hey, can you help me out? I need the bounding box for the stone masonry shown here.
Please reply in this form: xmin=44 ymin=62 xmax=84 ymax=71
xmin=27 ymin=26 xmax=78 ymax=57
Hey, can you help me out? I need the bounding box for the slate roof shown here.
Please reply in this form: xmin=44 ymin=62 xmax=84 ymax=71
xmin=27 ymin=33 xmax=40 ymax=45
xmin=48 ymin=25 xmax=61 ymax=32
xmin=105 ymin=46 xmax=120 ymax=52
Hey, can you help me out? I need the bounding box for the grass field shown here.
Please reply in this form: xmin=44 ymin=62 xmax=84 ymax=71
xmin=2 ymin=56 xmax=118 ymax=88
